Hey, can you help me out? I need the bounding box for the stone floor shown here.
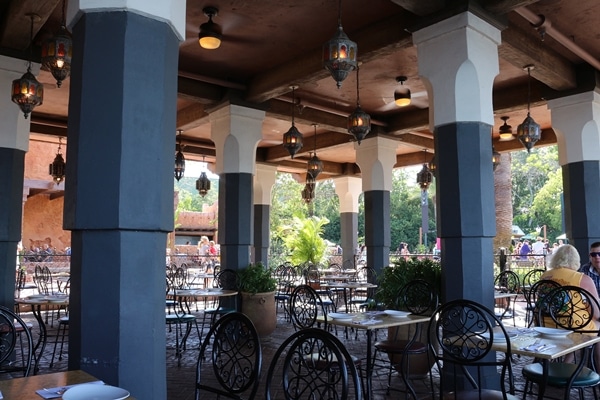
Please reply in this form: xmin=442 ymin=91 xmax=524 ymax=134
xmin=5 ymin=296 xmax=599 ymax=399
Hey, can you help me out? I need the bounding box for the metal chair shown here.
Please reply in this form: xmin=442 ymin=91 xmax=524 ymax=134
xmin=524 ymin=279 xmax=560 ymax=327
xmin=523 ymin=285 xmax=600 ymax=400
xmin=494 ymin=270 xmax=521 ymax=325
xmin=0 ymin=305 xmax=34 ymax=377
xmin=289 ymin=284 xmax=329 ymax=331
xmin=428 ymin=299 xmax=518 ymax=400
xmin=166 ymin=280 xmax=200 ymax=367
xmin=195 ymin=312 xmax=262 ymax=400
xmin=373 ymin=279 xmax=438 ymax=397
xmin=274 ymin=264 xmax=296 ymax=320
xmin=201 ymin=269 xmax=239 ymax=335
xmin=265 ymin=327 xmax=363 ymax=400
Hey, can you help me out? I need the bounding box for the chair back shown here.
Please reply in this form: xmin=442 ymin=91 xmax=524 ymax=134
xmin=428 ymin=299 xmax=514 ymax=397
xmin=522 ymin=268 xmax=545 ymax=290
xmin=214 ymin=269 xmax=239 ymax=290
xmin=398 ymin=279 xmax=438 ymax=315
xmin=34 ymin=264 xmax=52 ymax=295
xmin=494 ymin=270 xmax=520 ymax=294
xmin=538 ymin=285 xmax=600 ymax=333
xmin=196 ymin=312 xmax=262 ymax=400
xmin=0 ymin=305 xmax=34 ymax=377
xmin=289 ymin=284 xmax=327 ymax=330
xmin=525 ymin=279 xmax=561 ymax=327
xmin=265 ymin=328 xmax=362 ymax=400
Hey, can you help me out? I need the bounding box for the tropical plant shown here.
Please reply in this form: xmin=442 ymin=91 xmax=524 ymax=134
xmin=376 ymin=257 xmax=442 ymax=310
xmin=238 ymin=262 xmax=277 ymax=294
xmin=278 ymin=216 xmax=329 ymax=265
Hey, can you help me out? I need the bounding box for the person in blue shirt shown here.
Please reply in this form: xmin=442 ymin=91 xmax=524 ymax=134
xmin=578 ymin=241 xmax=600 ymax=295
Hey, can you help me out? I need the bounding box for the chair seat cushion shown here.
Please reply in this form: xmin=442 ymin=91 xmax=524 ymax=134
xmin=374 ymin=339 xmax=427 ymax=354
xmin=523 ymin=362 xmax=600 ymax=387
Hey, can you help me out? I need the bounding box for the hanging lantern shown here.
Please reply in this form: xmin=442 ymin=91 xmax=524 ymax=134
xmin=41 ymin=0 xmax=72 ymax=88
xmin=196 ymin=157 xmax=211 ymax=197
xmin=322 ymin=0 xmax=357 ymax=88
xmin=49 ymin=138 xmax=66 ymax=185
xmin=416 ymin=164 xmax=433 ymax=190
xmin=174 ymin=130 xmax=185 ymax=181
xmin=348 ymin=67 xmax=371 ymax=144
xmin=12 ymin=14 xmax=43 ymax=119
xmin=517 ymin=66 xmax=541 ymax=153
xmin=307 ymin=124 xmax=323 ymax=179
xmin=283 ymin=85 xmax=303 ymax=158
xmin=492 ymin=146 xmax=501 ymax=170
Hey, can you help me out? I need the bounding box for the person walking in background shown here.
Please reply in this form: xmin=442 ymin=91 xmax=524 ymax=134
xmin=519 ymin=240 xmax=531 ymax=261
xmin=578 ymin=241 xmax=600 ymax=296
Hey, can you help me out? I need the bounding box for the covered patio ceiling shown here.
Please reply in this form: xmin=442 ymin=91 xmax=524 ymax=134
xmin=2 ymin=0 xmax=599 ymax=181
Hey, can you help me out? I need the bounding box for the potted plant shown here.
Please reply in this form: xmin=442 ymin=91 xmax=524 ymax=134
xmin=238 ymin=262 xmax=278 ymax=337
xmin=375 ymin=257 xmax=442 ymax=378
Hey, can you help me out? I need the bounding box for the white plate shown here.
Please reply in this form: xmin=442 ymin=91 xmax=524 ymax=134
xmin=328 ymin=312 xmax=354 ymax=320
xmin=383 ymin=310 xmax=411 ymax=318
xmin=63 ymin=384 xmax=130 ymax=400
xmin=533 ymin=327 xmax=573 ymax=337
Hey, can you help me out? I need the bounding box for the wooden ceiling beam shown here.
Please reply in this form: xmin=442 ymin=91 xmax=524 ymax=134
xmin=246 ymin=12 xmax=414 ymax=104
xmin=176 ymin=103 xmax=208 ymax=131
xmin=177 ymin=76 xmax=225 ymax=104
xmin=499 ymin=25 xmax=576 ymax=91
xmin=0 ymin=0 xmax=59 ymax=50
xmin=397 ymin=133 xmax=434 ymax=151
xmin=481 ymin=0 xmax=541 ymax=15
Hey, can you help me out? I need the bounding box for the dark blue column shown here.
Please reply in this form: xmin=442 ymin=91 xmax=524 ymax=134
xmin=340 ymin=212 xmax=358 ymax=268
xmin=253 ymin=204 xmax=270 ymax=266
xmin=219 ymin=173 xmax=253 ymax=272
xmin=436 ymin=122 xmax=496 ymax=303
xmin=364 ymin=190 xmax=390 ymax=274
xmin=563 ymin=161 xmax=600 ymax=257
xmin=0 ymin=148 xmax=25 ymax=308
xmin=64 ymin=10 xmax=179 ymax=398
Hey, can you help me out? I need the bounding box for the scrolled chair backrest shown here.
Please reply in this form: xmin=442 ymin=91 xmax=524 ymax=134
xmin=288 ymin=284 xmax=326 ymax=330
xmin=196 ymin=312 xmax=262 ymax=400
xmin=0 ymin=305 xmax=34 ymax=377
xmin=265 ymin=327 xmax=362 ymax=400
xmin=398 ymin=279 xmax=438 ymax=315
xmin=538 ymin=285 xmax=600 ymax=333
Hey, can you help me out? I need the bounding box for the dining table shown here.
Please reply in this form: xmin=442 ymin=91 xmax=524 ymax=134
xmin=0 ymin=370 xmax=135 ymax=399
xmin=14 ymin=295 xmax=69 ymax=374
xmin=321 ymin=282 xmax=377 ymax=312
xmin=319 ymin=311 xmax=430 ymax=400
xmin=490 ymin=326 xmax=600 ymax=400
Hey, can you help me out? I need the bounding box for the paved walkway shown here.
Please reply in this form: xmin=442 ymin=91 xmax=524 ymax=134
xmin=6 ymin=296 xmax=599 ymax=399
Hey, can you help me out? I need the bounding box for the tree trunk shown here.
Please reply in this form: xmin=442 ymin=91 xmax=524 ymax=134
xmin=494 ymin=153 xmax=514 ymax=251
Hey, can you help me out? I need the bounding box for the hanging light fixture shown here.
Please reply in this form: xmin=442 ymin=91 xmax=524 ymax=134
xmin=428 ymin=155 xmax=436 ymax=177
xmin=196 ymin=156 xmax=211 ymax=197
xmin=198 ymin=6 xmax=222 ymax=50
xmin=322 ymin=0 xmax=357 ymax=88
xmin=174 ymin=130 xmax=185 ymax=181
xmin=416 ymin=150 xmax=433 ymax=190
xmin=302 ymin=173 xmax=316 ymax=204
xmin=348 ymin=67 xmax=371 ymax=144
xmin=41 ymin=0 xmax=72 ymax=88
xmin=307 ymin=124 xmax=323 ymax=179
xmin=498 ymin=116 xmax=514 ymax=141
xmin=49 ymin=137 xmax=66 ymax=185
xmin=394 ymin=76 xmax=411 ymax=107
xmin=517 ymin=65 xmax=541 ymax=153
xmin=492 ymin=146 xmax=501 ymax=171
xmin=283 ymin=85 xmax=303 ymax=158
xmin=11 ymin=13 xmax=44 ymax=119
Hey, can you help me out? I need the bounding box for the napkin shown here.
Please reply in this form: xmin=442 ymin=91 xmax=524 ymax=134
xmin=36 ymin=380 xmax=104 ymax=399
xmin=522 ymin=342 xmax=555 ymax=352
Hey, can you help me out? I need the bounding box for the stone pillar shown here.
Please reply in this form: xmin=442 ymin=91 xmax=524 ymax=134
xmin=64 ymin=2 xmax=185 ymax=398
xmin=548 ymin=90 xmax=600 ymax=258
xmin=252 ymin=163 xmax=278 ymax=266
xmin=354 ymin=137 xmax=397 ymax=275
xmin=210 ymin=104 xmax=265 ymax=271
xmin=413 ymin=10 xmax=500 ymax=390
xmin=333 ymin=176 xmax=362 ymax=268
xmin=0 ymin=56 xmax=34 ymax=309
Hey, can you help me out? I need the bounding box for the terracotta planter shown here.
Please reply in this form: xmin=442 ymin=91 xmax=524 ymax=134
xmin=386 ymin=325 xmax=435 ymax=379
xmin=241 ymin=291 xmax=277 ymax=337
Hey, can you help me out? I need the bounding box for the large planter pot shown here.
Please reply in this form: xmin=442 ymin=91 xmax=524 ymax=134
xmin=241 ymin=291 xmax=277 ymax=337
xmin=386 ymin=325 xmax=435 ymax=379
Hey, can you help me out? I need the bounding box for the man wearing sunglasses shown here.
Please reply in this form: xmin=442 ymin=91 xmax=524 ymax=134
xmin=578 ymin=242 xmax=600 ymax=294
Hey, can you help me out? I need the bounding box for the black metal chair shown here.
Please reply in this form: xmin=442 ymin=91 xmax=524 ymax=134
xmin=289 ymin=284 xmax=329 ymax=331
xmin=524 ymin=279 xmax=560 ymax=327
xmin=201 ymin=269 xmax=239 ymax=335
xmin=523 ymin=285 xmax=600 ymax=400
xmin=373 ymin=279 xmax=438 ymax=397
xmin=0 ymin=305 xmax=34 ymax=377
xmin=265 ymin=327 xmax=363 ymax=400
xmin=166 ymin=279 xmax=200 ymax=367
xmin=195 ymin=312 xmax=262 ymax=400
xmin=274 ymin=264 xmax=297 ymax=320
xmin=494 ymin=270 xmax=521 ymax=325
xmin=428 ymin=299 xmax=518 ymax=400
